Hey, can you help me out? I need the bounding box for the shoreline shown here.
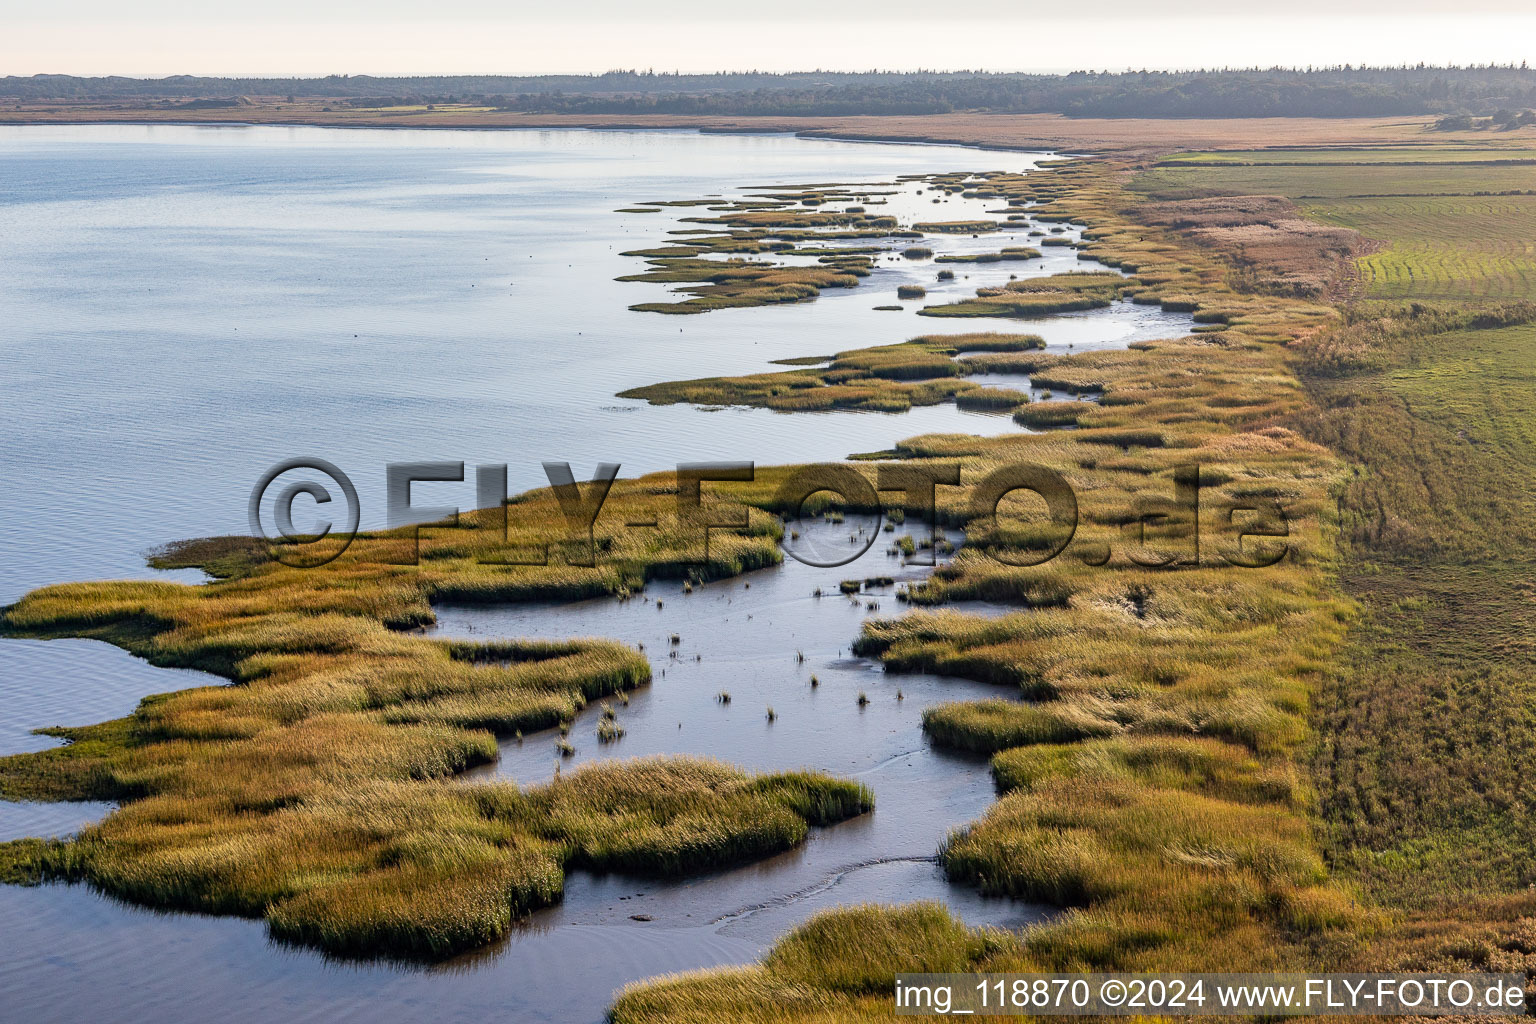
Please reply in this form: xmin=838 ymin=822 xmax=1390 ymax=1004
xmin=0 ymin=117 xmax=1065 ymax=156
xmin=0 ymin=108 xmax=1485 ymax=155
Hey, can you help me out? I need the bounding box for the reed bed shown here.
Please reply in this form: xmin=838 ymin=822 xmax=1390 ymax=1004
xmin=912 ymin=220 xmax=1001 ymax=233
xmin=623 ymin=259 xmax=865 ymax=315
xmin=935 ymin=246 xmax=1041 ymax=264
xmin=0 ymin=474 xmax=879 ymax=959
xmin=611 ymin=198 xmax=941 ymax=313
xmin=924 ymin=699 xmax=1118 ymax=752
xmin=606 ymin=158 xmax=1366 ymax=1018
xmin=4 ymin=156 xmax=1420 ymax=1009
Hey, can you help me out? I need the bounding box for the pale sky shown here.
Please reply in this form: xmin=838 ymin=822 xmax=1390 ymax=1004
xmin=4 ymin=2 xmax=1534 ymax=77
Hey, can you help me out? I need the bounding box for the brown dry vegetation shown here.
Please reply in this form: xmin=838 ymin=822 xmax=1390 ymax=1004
xmin=1133 ymin=195 xmax=1370 ymax=299
xmin=1130 ymin=149 xmax=1536 ymax=303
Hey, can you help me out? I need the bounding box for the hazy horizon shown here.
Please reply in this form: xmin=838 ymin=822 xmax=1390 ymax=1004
xmin=6 ymin=6 xmax=1534 ymax=79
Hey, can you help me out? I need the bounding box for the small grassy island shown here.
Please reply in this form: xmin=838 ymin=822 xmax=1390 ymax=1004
xmin=615 ymin=174 xmax=1025 ymax=314
xmin=616 ymin=183 xmax=909 ymax=313
xmin=618 ymin=332 xmax=1049 ymax=413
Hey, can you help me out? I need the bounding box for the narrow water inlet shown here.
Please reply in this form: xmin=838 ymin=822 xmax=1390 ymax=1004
xmin=431 ymin=525 xmax=1043 ymax=951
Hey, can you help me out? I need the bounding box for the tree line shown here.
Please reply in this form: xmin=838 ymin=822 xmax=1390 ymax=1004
xmin=5 ymin=67 xmax=1536 ymax=119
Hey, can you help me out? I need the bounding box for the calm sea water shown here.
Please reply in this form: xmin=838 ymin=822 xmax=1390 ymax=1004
xmin=0 ymin=125 xmax=1193 ymax=1022
xmin=0 ymin=124 xmax=1190 ymax=603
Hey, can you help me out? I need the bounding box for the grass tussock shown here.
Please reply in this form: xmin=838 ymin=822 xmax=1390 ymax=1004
xmin=935 ymin=246 xmax=1041 ymax=264
xmin=923 ymin=698 xmax=1118 ymax=753
xmin=624 ymin=259 xmax=865 ymax=315
xmin=916 ymin=271 xmax=1127 ymax=319
xmin=990 ymin=736 xmax=1302 ymax=807
xmin=939 ymin=774 xmax=1336 ymax=933
xmin=912 ymin=220 xmax=1001 ymax=233
xmin=610 ymin=904 xmax=1026 ymax=1023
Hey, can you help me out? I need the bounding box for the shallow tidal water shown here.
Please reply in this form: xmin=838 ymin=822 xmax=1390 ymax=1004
xmin=0 ymin=125 xmax=1196 ymax=1022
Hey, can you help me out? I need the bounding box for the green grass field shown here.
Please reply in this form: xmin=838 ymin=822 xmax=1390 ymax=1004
xmin=1134 ymin=150 xmax=1536 ymax=302
xmin=1295 ymin=309 xmax=1536 ymax=914
xmin=1135 ymin=162 xmax=1536 ymax=198
xmin=1126 ymin=141 xmax=1536 ymax=971
xmin=1161 ymin=147 xmax=1536 ymax=165
xmin=1308 ymin=196 xmax=1536 ymax=300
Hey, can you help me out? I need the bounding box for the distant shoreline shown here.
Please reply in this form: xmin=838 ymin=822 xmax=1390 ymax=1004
xmin=0 ymin=115 xmax=1058 ymax=155
xmin=0 ymin=107 xmax=1490 ymax=156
